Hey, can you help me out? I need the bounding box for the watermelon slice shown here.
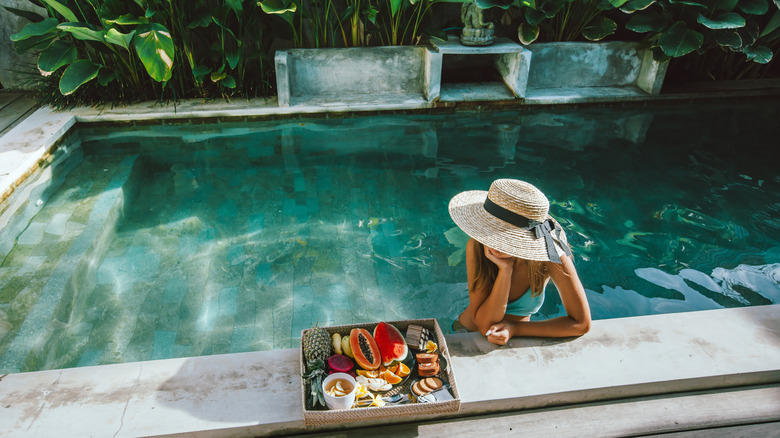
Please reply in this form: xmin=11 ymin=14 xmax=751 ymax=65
xmin=373 ymin=322 xmax=409 ymax=367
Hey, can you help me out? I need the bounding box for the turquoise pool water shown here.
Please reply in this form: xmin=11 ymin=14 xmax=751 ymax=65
xmin=1 ymin=100 xmax=778 ymax=373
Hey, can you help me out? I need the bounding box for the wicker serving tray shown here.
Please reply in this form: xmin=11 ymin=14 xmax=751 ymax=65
xmin=300 ymin=318 xmax=461 ymax=426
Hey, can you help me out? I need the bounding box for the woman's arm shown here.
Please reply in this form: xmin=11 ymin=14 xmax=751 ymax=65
xmin=460 ymin=240 xmax=514 ymax=334
xmin=486 ymin=254 xmax=591 ymax=344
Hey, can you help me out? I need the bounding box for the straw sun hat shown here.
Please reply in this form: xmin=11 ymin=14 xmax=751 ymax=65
xmin=448 ymin=179 xmax=572 ymax=263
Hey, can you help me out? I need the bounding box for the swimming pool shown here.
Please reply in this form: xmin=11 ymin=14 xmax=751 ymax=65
xmin=1 ymin=99 xmax=778 ymax=373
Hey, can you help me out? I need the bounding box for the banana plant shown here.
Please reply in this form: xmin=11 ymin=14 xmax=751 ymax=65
xmin=622 ymin=0 xmax=779 ymax=64
xmin=9 ymin=0 xmax=175 ymax=96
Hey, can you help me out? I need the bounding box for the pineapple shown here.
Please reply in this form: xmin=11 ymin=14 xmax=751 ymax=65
xmin=302 ymin=325 xmax=332 ymax=408
xmin=303 ymin=326 xmax=332 ymax=364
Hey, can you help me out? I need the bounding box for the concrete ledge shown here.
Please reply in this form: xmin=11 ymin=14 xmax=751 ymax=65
xmin=1 ymin=305 xmax=777 ymax=437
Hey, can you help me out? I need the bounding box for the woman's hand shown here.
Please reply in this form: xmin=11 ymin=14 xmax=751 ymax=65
xmin=485 ymin=322 xmax=513 ymax=346
xmin=484 ymin=246 xmax=515 ymax=271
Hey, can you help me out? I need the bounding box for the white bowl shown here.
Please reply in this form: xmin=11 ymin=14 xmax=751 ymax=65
xmin=322 ymin=372 xmax=357 ymax=410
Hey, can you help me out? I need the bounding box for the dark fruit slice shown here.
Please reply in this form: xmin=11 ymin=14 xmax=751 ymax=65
xmin=373 ymin=321 xmax=409 ymax=367
xmin=327 ymin=354 xmax=354 ymax=373
xmin=349 ymin=328 xmax=381 ymax=370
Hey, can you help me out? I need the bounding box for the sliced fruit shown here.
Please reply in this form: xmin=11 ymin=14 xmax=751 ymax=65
xmin=331 ymin=333 xmax=343 ymax=355
xmin=396 ymin=362 xmax=410 ymax=377
xmin=380 ymin=369 xmax=402 ymax=385
xmin=341 ymin=335 xmax=353 ymax=358
xmin=356 ymin=369 xmax=380 ymax=378
xmin=350 ymin=328 xmax=381 ymax=370
xmin=327 ymin=354 xmax=354 ymax=373
xmin=373 ymin=321 xmax=409 ymax=367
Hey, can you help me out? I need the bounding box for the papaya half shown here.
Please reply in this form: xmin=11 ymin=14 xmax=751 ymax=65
xmin=349 ymin=328 xmax=381 ymax=370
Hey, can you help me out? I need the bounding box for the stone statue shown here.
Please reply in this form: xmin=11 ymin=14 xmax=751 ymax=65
xmin=460 ymin=0 xmax=495 ymax=46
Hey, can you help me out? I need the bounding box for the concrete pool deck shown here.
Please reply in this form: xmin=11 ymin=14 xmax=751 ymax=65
xmin=1 ymin=87 xmax=780 ymax=436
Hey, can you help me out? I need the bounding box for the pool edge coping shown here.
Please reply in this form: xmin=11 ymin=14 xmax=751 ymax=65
xmin=1 ymin=305 xmax=778 ymax=437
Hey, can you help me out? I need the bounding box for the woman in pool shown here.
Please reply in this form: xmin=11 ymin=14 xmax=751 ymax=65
xmin=448 ymin=179 xmax=591 ymax=345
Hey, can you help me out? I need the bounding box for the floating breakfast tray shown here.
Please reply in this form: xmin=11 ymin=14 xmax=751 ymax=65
xmin=300 ymin=318 xmax=461 ymax=426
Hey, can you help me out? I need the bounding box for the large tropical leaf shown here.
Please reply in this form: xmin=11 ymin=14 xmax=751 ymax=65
xmin=389 ymin=0 xmax=404 ymax=16
xmin=524 ymin=8 xmax=547 ymax=26
xmin=659 ymin=21 xmax=703 ymax=56
xmin=259 ymin=0 xmax=297 ymax=14
xmin=104 ymin=28 xmax=135 ymax=50
xmin=518 ymin=22 xmax=540 ymax=44
xmin=38 ymin=39 xmax=77 ymax=73
xmin=620 ymin=0 xmax=655 ymax=12
xmin=582 ymin=16 xmax=617 ymax=40
xmin=743 ymin=45 xmax=773 ymax=62
xmin=57 ymin=22 xmax=106 ymax=42
xmin=607 ymin=0 xmax=629 ymax=8
xmin=10 ymin=17 xmax=58 ymax=41
xmin=104 ymin=14 xmax=149 ymax=26
xmin=2 ymin=5 xmax=46 ymax=22
xmin=626 ymin=11 xmax=669 ymax=32
xmin=739 ymin=0 xmax=770 ymax=14
xmin=697 ymin=12 xmax=746 ymax=29
xmin=712 ymin=28 xmax=743 ymax=47
xmin=668 ymin=0 xmax=706 ymax=6
xmin=59 ymin=59 xmax=100 ymax=95
xmin=713 ymin=0 xmax=738 ymax=11
xmin=475 ymin=0 xmax=515 ymax=8
xmin=759 ymin=10 xmax=780 ymax=37
xmin=133 ymin=23 xmax=175 ymax=82
xmin=13 ymin=33 xmax=57 ymax=54
xmin=38 ymin=0 xmax=79 ymax=22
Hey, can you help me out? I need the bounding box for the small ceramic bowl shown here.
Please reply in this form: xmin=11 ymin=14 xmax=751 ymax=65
xmin=322 ymin=372 xmax=357 ymax=410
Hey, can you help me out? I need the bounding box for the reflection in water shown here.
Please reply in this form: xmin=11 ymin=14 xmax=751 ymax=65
xmin=1 ymin=99 xmax=778 ymax=371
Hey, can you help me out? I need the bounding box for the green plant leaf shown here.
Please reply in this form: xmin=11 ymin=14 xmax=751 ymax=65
xmin=743 ymin=44 xmax=772 ymax=62
xmin=2 ymin=6 xmax=47 ymax=22
xmin=133 ymin=23 xmax=175 ymax=82
xmin=221 ymin=74 xmax=237 ymax=88
xmin=739 ymin=0 xmax=769 ymax=14
xmin=389 ymin=0 xmax=404 ymax=16
xmin=518 ymin=22 xmax=540 ymax=44
xmin=713 ymin=0 xmax=738 ymax=11
xmin=188 ymin=8 xmax=213 ymax=28
xmin=38 ymin=39 xmax=77 ymax=73
xmin=659 ymin=21 xmax=703 ymax=56
xmin=759 ymin=10 xmax=780 ymax=37
xmin=626 ymin=11 xmax=669 ymax=32
xmin=57 ymin=22 xmax=106 ymax=42
xmin=475 ymin=0 xmax=515 ymax=8
xmin=524 ymin=8 xmax=546 ymax=26
xmin=226 ymin=48 xmax=240 ymax=70
xmin=668 ymin=0 xmax=706 ymax=6
xmin=712 ymin=28 xmax=743 ymax=47
xmin=105 ymin=14 xmax=148 ymax=26
xmin=11 ymin=18 xmax=59 ymax=41
xmin=619 ymin=0 xmax=655 ymax=12
xmin=59 ymin=59 xmax=100 ymax=95
xmin=97 ymin=68 xmax=118 ymax=86
xmin=13 ymin=33 xmax=57 ymax=54
xmin=582 ymin=16 xmax=617 ymax=40
xmin=105 ymin=28 xmax=135 ymax=50
xmin=39 ymin=0 xmax=79 ymax=22
xmin=697 ymin=12 xmax=746 ymax=29
xmin=211 ymin=69 xmax=227 ymax=82
xmin=226 ymin=0 xmax=244 ymax=13
xmin=607 ymin=0 xmax=629 ymax=8
xmin=259 ymin=0 xmax=297 ymax=14
xmin=192 ymin=65 xmax=212 ymax=83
